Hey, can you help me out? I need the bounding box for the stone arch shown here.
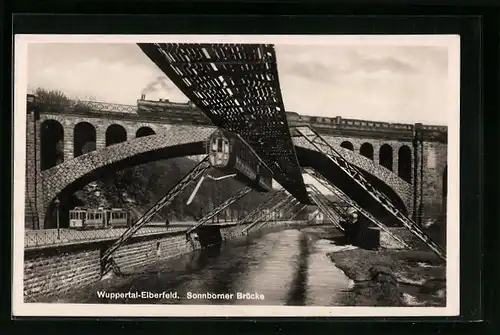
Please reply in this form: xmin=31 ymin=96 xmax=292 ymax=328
xmin=39 ymin=126 xmax=217 ymax=227
xmin=398 ymin=145 xmax=412 ymax=183
xmin=360 ymin=142 xmax=374 ymax=160
xmin=295 ymin=145 xmax=409 ymax=223
xmin=379 ymin=144 xmax=393 ymax=171
xmin=105 ymin=124 xmax=127 ymax=146
xmin=293 ymin=136 xmax=412 ymax=215
xmin=136 ymin=126 xmax=156 ymax=138
xmin=340 ymin=141 xmax=354 ymax=151
xmin=73 ymin=122 xmax=97 ymax=157
xmin=40 ymin=119 xmax=64 ymax=170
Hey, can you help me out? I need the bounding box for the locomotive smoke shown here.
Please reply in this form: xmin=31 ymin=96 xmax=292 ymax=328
xmin=141 ymin=76 xmax=174 ymax=96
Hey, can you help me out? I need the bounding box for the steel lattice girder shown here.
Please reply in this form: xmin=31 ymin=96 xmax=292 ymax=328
xmin=186 ymin=186 xmax=253 ymax=235
xmin=303 ymin=167 xmax=410 ymax=249
xmin=101 ymin=157 xmax=211 ymax=263
xmin=138 ymin=43 xmax=310 ymax=204
xmin=306 ymin=184 xmax=345 ymax=231
xmin=295 ymin=126 xmax=446 ymax=261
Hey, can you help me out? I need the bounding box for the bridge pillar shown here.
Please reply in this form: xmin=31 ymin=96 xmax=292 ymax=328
xmin=413 ymin=123 xmax=425 ymax=226
xmin=372 ymin=143 xmax=380 ymax=166
xmin=63 ymin=126 xmax=74 ymax=161
xmin=95 ymin=126 xmax=106 ymax=150
xmin=25 ymin=109 xmax=44 ymax=229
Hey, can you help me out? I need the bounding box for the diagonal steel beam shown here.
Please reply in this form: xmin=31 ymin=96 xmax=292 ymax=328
xmin=307 ymin=184 xmax=345 ymax=232
xmin=304 ymin=167 xmax=410 ymax=249
xmin=252 ymin=198 xmax=300 ymax=231
xmin=186 ymin=186 xmax=253 ymax=235
xmin=101 ymin=157 xmax=211 ymax=263
xmin=222 ymin=190 xmax=287 ymax=238
xmin=241 ymin=195 xmax=295 ymax=234
xmin=306 ymin=209 xmax=321 ymax=225
xmin=254 ymin=202 xmax=308 ymax=232
xmin=295 ymin=126 xmax=446 ymax=261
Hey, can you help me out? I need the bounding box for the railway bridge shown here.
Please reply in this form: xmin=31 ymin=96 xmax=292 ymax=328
xmin=25 ymin=96 xmax=447 ymax=230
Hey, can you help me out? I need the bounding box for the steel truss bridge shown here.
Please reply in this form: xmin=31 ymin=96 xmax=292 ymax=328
xmin=99 ymin=43 xmax=445 ymax=276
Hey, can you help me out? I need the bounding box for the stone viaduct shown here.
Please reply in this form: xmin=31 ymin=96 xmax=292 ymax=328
xmin=24 ymin=97 xmax=448 ymax=230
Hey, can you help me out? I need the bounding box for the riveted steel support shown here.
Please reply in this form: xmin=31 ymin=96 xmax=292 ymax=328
xmin=241 ymin=195 xmax=295 ymax=234
xmin=295 ymin=126 xmax=445 ymax=261
xmin=186 ymin=186 xmax=253 ymax=235
xmin=101 ymin=157 xmax=211 ymax=267
xmin=306 ymin=184 xmax=345 ymax=232
xmin=304 ymin=168 xmax=410 ymax=249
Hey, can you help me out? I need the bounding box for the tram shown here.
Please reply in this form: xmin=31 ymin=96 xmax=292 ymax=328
xmin=69 ymin=207 xmax=130 ymax=229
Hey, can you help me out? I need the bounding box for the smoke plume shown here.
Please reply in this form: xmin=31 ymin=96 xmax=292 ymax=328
xmin=141 ymin=76 xmax=174 ymax=95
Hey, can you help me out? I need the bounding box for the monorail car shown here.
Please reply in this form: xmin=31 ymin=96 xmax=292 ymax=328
xmin=206 ymin=129 xmax=274 ymax=192
xmin=69 ymin=207 xmax=131 ymax=229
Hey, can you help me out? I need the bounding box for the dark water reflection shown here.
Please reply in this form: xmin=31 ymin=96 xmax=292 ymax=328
xmin=64 ymin=229 xmax=352 ymax=306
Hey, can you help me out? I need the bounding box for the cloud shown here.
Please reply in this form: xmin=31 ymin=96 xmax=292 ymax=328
xmin=26 ymin=42 xmax=451 ymax=124
xmin=348 ymin=51 xmax=418 ymax=75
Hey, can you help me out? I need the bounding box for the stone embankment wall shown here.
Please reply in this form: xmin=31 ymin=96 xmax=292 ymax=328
xmin=24 ymin=221 xmax=305 ymax=301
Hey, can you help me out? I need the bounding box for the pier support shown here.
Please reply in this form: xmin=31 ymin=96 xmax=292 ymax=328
xmin=241 ymin=195 xmax=296 ymax=234
xmin=186 ymin=186 xmax=253 ymax=235
xmin=304 ymin=168 xmax=409 ymax=249
xmin=307 ymin=184 xmax=345 ymax=231
xmin=295 ymin=126 xmax=445 ymax=261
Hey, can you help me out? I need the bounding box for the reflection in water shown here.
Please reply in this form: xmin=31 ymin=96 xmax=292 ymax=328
xmin=66 ymin=229 xmax=351 ymax=306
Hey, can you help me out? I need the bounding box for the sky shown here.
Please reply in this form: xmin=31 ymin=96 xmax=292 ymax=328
xmin=26 ymin=42 xmax=451 ymax=125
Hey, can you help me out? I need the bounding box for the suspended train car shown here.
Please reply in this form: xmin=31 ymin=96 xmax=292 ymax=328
xmin=206 ymin=129 xmax=273 ymax=192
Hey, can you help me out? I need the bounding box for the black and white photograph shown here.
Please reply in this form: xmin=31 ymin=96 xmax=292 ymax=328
xmin=12 ymin=34 xmax=460 ymax=317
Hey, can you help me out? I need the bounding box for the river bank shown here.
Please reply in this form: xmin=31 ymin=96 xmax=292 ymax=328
xmin=327 ymin=247 xmax=446 ymax=306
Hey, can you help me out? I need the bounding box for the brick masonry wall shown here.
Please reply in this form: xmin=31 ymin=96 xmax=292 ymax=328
xmin=24 ymin=247 xmax=101 ymax=301
xmin=420 ymin=141 xmax=447 ymax=218
xmin=112 ymin=233 xmax=202 ymax=272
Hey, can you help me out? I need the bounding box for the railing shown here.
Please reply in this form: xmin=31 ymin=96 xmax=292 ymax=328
xmin=24 ymin=225 xmax=186 ymax=249
xmin=31 ymin=98 xmax=447 ymax=135
xmin=24 ymin=219 xmax=307 ymax=249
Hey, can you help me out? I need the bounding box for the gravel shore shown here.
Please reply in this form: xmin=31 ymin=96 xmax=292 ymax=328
xmin=327 ymin=248 xmax=446 ymax=306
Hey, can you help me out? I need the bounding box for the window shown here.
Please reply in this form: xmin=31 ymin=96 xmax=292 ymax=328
xmin=223 ymin=140 xmax=229 ymax=153
xmin=217 ymin=138 xmax=223 ymax=152
xmin=211 ymin=138 xmax=217 ymax=151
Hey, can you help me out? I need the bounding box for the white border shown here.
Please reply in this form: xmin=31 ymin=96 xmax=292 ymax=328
xmin=12 ymin=34 xmax=461 ymax=317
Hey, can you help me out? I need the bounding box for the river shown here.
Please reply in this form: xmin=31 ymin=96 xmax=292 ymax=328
xmin=61 ymin=227 xmax=352 ymax=306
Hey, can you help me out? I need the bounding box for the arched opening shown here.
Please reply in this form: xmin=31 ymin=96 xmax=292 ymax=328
xmin=340 ymin=141 xmax=354 ymax=151
xmin=136 ymin=126 xmax=155 ymax=138
xmin=105 ymin=124 xmax=127 ymax=146
xmin=40 ymin=120 xmax=64 ymax=170
xmin=360 ymin=143 xmax=374 ymax=160
xmin=442 ymin=165 xmax=448 ymax=213
xmin=73 ymin=122 xmax=96 ymax=157
xmin=398 ymin=145 xmax=412 ymax=183
xmin=379 ymin=144 xmax=393 ymax=171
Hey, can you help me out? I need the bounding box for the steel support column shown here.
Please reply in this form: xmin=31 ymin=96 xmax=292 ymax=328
xmin=241 ymin=195 xmax=295 ymax=234
xmin=254 ymin=202 xmax=307 ymax=231
xmin=101 ymin=157 xmax=211 ymax=266
xmin=222 ymin=190 xmax=288 ymax=238
xmin=304 ymin=168 xmax=410 ymax=249
xmin=295 ymin=126 xmax=445 ymax=261
xmin=186 ymin=186 xmax=253 ymax=235
xmin=306 ymin=185 xmax=345 ymax=231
